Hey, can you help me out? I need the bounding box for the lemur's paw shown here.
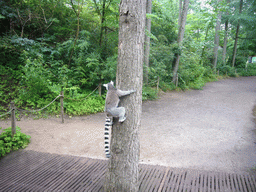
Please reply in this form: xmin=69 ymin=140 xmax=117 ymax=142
xmin=119 ymin=116 xmax=126 ymax=123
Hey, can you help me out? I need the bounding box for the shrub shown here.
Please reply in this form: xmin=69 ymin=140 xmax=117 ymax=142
xmin=142 ymin=86 xmax=158 ymax=101
xmin=237 ymin=63 xmax=256 ymax=76
xmin=0 ymin=127 xmax=31 ymax=157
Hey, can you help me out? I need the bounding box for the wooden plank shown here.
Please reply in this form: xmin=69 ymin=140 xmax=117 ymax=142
xmin=247 ymin=174 xmax=256 ymax=192
xmin=203 ymin=172 xmax=208 ymax=192
xmin=158 ymin=167 xmax=170 ymax=192
xmin=139 ymin=165 xmax=155 ymax=191
xmin=143 ymin=166 xmax=159 ymax=191
xmin=243 ymin=174 xmax=252 ymax=192
xmin=239 ymin=174 xmax=249 ymax=192
xmin=43 ymin=156 xmax=86 ymax=189
xmin=194 ymin=172 xmax=201 ymax=192
xmin=176 ymin=169 xmax=185 ymax=192
xmin=162 ymin=169 xmax=176 ymax=192
xmin=139 ymin=164 xmax=149 ymax=190
xmin=64 ymin=159 xmax=105 ymax=191
xmin=0 ymin=154 xmax=61 ymax=191
xmin=229 ymin=173 xmax=236 ymax=191
xmin=1 ymin=150 xmax=256 ymax=192
xmin=80 ymin=159 xmax=107 ymax=191
xmin=147 ymin=166 xmax=165 ymax=192
xmin=234 ymin=174 xmax=244 ymax=192
xmin=219 ymin=172 xmax=225 ymax=191
xmin=14 ymin=155 xmax=70 ymax=191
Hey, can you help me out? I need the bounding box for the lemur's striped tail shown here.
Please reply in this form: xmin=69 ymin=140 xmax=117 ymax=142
xmin=104 ymin=116 xmax=112 ymax=158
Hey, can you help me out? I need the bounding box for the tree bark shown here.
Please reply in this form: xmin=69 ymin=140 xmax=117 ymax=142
xmin=222 ymin=0 xmax=230 ymax=65
xmin=104 ymin=0 xmax=146 ymax=191
xmin=222 ymin=19 xmax=228 ymax=64
xmin=200 ymin=23 xmax=210 ymax=65
xmin=231 ymin=0 xmax=243 ymax=68
xmin=68 ymin=0 xmax=83 ymax=67
xmin=172 ymin=0 xmax=189 ymax=83
xmin=143 ymin=0 xmax=152 ymax=85
xmin=212 ymin=0 xmax=222 ymax=69
xmin=178 ymin=0 xmax=183 ymax=28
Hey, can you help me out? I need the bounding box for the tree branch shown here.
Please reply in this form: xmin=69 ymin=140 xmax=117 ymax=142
xmin=70 ymin=0 xmax=79 ymax=17
xmin=92 ymin=0 xmax=101 ymax=15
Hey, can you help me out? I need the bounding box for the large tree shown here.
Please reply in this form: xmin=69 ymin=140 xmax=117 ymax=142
xmin=231 ymin=0 xmax=243 ymax=67
xmin=104 ymin=0 xmax=146 ymax=191
xmin=143 ymin=0 xmax=152 ymax=85
xmin=212 ymin=0 xmax=222 ymax=69
xmin=172 ymin=0 xmax=189 ymax=83
xmin=222 ymin=0 xmax=230 ymax=64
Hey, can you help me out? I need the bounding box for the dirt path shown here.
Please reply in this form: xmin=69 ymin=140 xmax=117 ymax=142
xmin=1 ymin=77 xmax=256 ymax=174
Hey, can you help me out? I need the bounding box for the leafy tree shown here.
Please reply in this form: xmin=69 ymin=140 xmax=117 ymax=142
xmin=231 ymin=0 xmax=243 ymax=67
xmin=143 ymin=0 xmax=152 ymax=85
xmin=172 ymin=0 xmax=190 ymax=83
xmin=213 ymin=0 xmax=222 ymax=69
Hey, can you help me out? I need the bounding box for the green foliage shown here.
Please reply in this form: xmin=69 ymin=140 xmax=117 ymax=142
xmin=20 ymin=54 xmax=52 ymax=104
xmin=0 ymin=0 xmax=256 ymax=118
xmin=142 ymin=86 xmax=158 ymax=101
xmin=0 ymin=126 xmax=31 ymax=157
xmin=237 ymin=63 xmax=256 ymax=76
xmin=178 ymin=62 xmax=205 ymax=90
xmin=65 ymin=96 xmax=105 ymax=116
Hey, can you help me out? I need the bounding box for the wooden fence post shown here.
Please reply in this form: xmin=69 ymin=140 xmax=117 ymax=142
xmin=176 ymin=74 xmax=179 ymax=87
xmin=99 ymin=82 xmax=102 ymax=96
xmin=60 ymin=91 xmax=64 ymax=123
xmin=10 ymin=102 xmax=16 ymax=137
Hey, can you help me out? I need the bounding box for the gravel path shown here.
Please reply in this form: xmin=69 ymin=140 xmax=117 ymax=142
xmin=1 ymin=77 xmax=256 ymax=174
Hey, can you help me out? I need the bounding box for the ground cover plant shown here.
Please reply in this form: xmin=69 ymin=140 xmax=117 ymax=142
xmin=0 ymin=127 xmax=31 ymax=157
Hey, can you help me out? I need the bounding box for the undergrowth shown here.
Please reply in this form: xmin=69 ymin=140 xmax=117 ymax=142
xmin=0 ymin=127 xmax=31 ymax=157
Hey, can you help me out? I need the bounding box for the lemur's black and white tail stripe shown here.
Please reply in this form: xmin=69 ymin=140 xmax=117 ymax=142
xmin=104 ymin=116 xmax=112 ymax=158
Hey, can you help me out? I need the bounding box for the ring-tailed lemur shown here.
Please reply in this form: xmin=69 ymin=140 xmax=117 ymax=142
xmin=103 ymin=81 xmax=136 ymax=158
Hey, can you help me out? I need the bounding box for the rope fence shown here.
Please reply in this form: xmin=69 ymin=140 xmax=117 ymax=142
xmin=64 ymin=84 xmax=100 ymax=101
xmin=0 ymin=109 xmax=12 ymax=118
xmin=16 ymin=95 xmax=63 ymax=113
xmin=0 ymin=85 xmax=100 ymax=137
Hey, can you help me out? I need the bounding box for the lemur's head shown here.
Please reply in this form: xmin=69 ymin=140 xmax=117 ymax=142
xmin=103 ymin=81 xmax=115 ymax=90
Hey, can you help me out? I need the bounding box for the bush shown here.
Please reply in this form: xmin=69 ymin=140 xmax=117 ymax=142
xmin=178 ymin=62 xmax=206 ymax=90
xmin=237 ymin=63 xmax=256 ymax=76
xmin=142 ymin=86 xmax=158 ymax=101
xmin=64 ymin=95 xmax=105 ymax=116
xmin=0 ymin=127 xmax=31 ymax=157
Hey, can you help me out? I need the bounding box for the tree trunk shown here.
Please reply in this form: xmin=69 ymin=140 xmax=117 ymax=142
xmin=68 ymin=0 xmax=82 ymax=67
xmin=143 ymin=0 xmax=152 ymax=85
xmin=178 ymin=0 xmax=183 ymax=28
xmin=212 ymin=0 xmax=222 ymax=69
xmin=200 ymin=23 xmax=210 ymax=65
xmin=222 ymin=0 xmax=230 ymax=65
xmin=172 ymin=0 xmax=189 ymax=83
xmin=222 ymin=20 xmax=228 ymax=64
xmin=104 ymin=0 xmax=146 ymax=191
xmin=231 ymin=0 xmax=243 ymax=68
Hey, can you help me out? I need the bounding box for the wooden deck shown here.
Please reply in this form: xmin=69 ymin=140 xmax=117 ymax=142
xmin=0 ymin=150 xmax=255 ymax=191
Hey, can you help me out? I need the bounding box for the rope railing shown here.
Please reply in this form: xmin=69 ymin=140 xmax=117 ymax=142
xmin=0 ymin=109 xmax=12 ymax=118
xmin=0 ymin=85 xmax=100 ymax=136
xmin=64 ymin=84 xmax=100 ymax=101
xmin=16 ymin=95 xmax=63 ymax=113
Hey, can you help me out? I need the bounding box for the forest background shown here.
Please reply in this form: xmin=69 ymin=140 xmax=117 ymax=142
xmin=0 ymin=0 xmax=256 ymax=117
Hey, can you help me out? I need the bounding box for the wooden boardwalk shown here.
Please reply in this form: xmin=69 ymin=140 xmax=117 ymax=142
xmin=0 ymin=150 xmax=255 ymax=191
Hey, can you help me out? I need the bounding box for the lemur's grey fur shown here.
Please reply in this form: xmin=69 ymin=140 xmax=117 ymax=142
xmin=103 ymin=81 xmax=136 ymax=158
